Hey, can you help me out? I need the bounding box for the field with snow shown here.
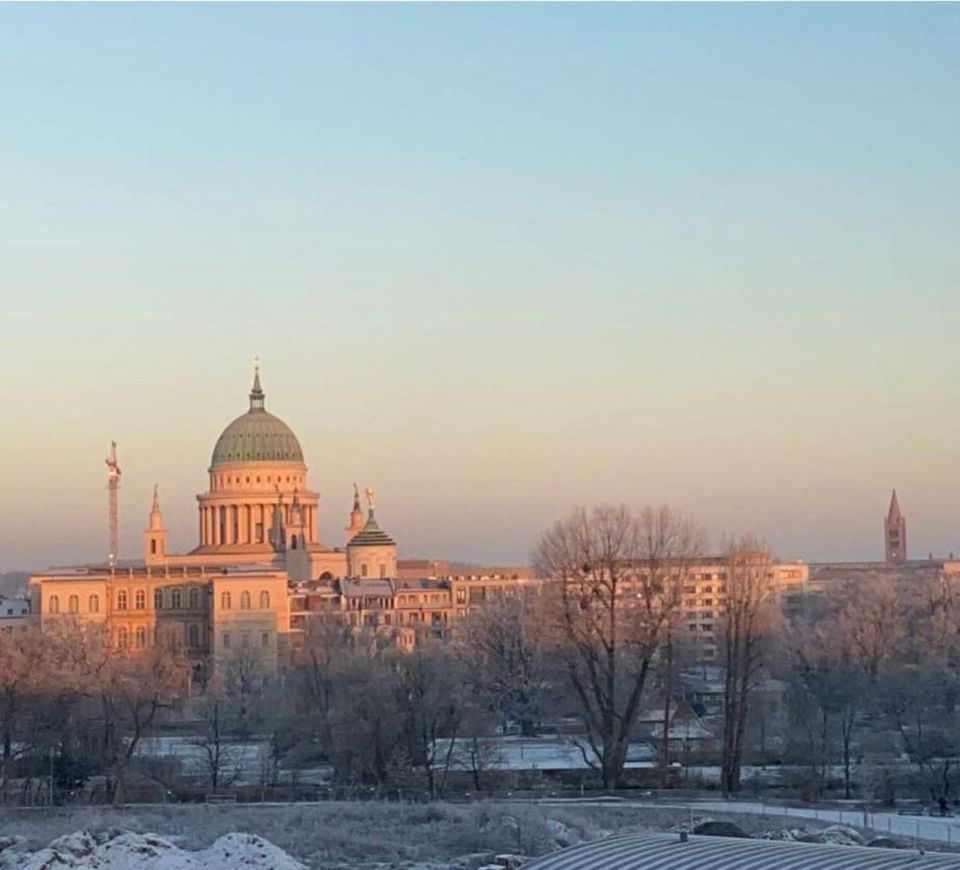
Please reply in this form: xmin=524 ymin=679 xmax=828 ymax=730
xmin=0 ymin=799 xmax=906 ymax=869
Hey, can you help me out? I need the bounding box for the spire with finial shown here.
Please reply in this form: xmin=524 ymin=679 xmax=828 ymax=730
xmin=147 ymin=483 xmax=165 ymax=531
xmin=346 ymin=482 xmax=365 ymax=541
xmin=249 ymin=355 xmax=265 ymax=412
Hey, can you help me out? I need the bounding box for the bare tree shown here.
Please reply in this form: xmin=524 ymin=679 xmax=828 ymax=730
xmin=535 ymin=504 xmax=704 ymax=789
xmin=191 ymin=689 xmax=244 ymax=793
xmin=834 ymin=575 xmax=904 ymax=680
xmin=393 ymin=642 xmax=464 ymax=799
xmin=223 ymin=643 xmax=266 ymax=739
xmin=458 ymin=593 xmax=546 ymax=737
xmin=0 ymin=626 xmax=52 ymax=800
xmin=67 ymin=624 xmax=188 ymax=803
xmin=719 ymin=534 xmax=777 ymax=795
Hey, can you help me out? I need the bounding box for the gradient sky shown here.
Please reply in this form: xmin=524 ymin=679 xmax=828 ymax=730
xmin=2 ymin=3 xmax=959 ymax=571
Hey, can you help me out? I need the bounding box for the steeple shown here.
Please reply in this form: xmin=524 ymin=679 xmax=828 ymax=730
xmin=148 ymin=483 xmax=164 ymax=531
xmin=249 ymin=356 xmax=265 ymax=412
xmin=884 ymin=489 xmax=906 ymax=564
xmin=346 ymin=483 xmax=365 ymax=542
xmin=144 ymin=483 xmax=167 ymax=565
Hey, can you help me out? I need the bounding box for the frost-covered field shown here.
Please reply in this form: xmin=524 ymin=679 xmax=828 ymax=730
xmin=0 ymin=800 xmax=872 ymax=869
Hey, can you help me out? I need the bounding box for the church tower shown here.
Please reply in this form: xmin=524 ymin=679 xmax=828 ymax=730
xmin=346 ymin=483 xmax=365 ymax=542
xmin=144 ymin=484 xmax=168 ymax=565
xmin=884 ymin=489 xmax=906 ymax=564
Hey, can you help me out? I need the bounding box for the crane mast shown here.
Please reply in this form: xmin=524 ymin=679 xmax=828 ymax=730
xmin=105 ymin=440 xmax=121 ymax=568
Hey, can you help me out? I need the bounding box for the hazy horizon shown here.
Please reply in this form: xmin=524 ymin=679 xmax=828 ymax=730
xmin=2 ymin=4 xmax=959 ymax=572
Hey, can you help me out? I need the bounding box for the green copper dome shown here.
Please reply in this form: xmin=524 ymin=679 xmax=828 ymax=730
xmin=210 ymin=370 xmax=304 ymax=466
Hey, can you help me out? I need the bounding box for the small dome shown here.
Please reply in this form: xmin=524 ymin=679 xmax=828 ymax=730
xmin=211 ymin=410 xmax=304 ymax=465
xmin=210 ymin=367 xmax=304 ymax=466
xmin=348 ymin=511 xmax=396 ymax=548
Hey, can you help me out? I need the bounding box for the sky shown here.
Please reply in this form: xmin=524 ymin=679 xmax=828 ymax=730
xmin=1 ymin=3 xmax=958 ymax=571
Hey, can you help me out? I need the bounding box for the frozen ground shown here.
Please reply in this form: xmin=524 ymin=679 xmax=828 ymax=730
xmin=0 ymin=799 xmax=914 ymax=869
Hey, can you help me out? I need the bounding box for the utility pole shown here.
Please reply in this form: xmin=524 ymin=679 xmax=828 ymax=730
xmin=106 ymin=440 xmax=121 ymax=568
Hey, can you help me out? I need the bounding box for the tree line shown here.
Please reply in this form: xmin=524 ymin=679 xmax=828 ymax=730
xmin=5 ymin=503 xmax=958 ymax=805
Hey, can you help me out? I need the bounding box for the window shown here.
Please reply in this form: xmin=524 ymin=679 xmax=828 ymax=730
xmin=241 ymin=631 xmax=250 ymax=647
xmin=49 ymin=594 xmax=60 ymax=614
xmin=116 ymin=590 xmax=128 ymax=610
xmin=154 ymin=589 xmax=164 ymax=609
xmin=361 ymin=564 xmax=368 ymax=577
xmin=188 ymin=624 xmax=200 ymax=647
xmin=88 ymin=594 xmax=99 ymax=613
xmin=261 ymin=632 xmax=270 ymax=648
xmin=379 ymin=564 xmax=386 ymax=578
xmin=171 ymin=587 xmax=182 ymax=609
xmin=117 ymin=627 xmax=128 ymax=650
xmin=136 ymin=626 xmax=147 ymax=649
xmin=68 ymin=595 xmax=79 ymax=614
xmin=135 ymin=589 xmax=146 ymax=610
xmin=241 ymin=591 xmax=251 ymax=610
xmin=189 ymin=587 xmax=199 ymax=609
xmin=222 ymin=632 xmax=231 ymax=649
xmin=221 ymin=591 xmax=231 ymax=610
xmin=260 ymin=590 xmax=270 ymax=609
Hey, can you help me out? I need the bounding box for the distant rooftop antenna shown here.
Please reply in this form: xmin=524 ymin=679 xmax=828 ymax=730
xmin=105 ymin=440 xmax=121 ymax=568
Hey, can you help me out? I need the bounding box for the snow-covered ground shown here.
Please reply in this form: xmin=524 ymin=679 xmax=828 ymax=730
xmin=2 ymin=830 xmax=306 ymax=870
xmin=136 ymin=737 xmax=333 ymax=785
xmin=436 ymin=737 xmax=656 ymax=771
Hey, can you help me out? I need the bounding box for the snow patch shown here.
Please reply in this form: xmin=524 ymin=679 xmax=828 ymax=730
xmin=6 ymin=830 xmax=306 ymax=870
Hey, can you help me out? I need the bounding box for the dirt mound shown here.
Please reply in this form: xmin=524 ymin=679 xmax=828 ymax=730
xmin=692 ymin=820 xmax=750 ymax=838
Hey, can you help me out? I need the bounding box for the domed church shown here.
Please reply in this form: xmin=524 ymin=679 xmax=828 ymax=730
xmin=145 ymin=364 xmax=394 ymax=581
xmin=28 ymin=365 xmax=536 ymax=672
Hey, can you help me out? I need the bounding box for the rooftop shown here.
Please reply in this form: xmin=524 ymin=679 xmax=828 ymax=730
xmin=526 ymin=833 xmax=960 ymax=870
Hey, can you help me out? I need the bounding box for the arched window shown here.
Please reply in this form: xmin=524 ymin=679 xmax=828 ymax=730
xmin=135 ymin=626 xmax=147 ymax=649
xmin=150 ymin=539 xmax=157 ymax=555
xmin=154 ymin=589 xmax=164 ymax=610
xmin=88 ymin=594 xmax=99 ymax=613
xmin=135 ymin=589 xmax=146 ymax=610
xmin=188 ymin=624 xmax=200 ymax=647
xmin=240 ymin=591 xmax=251 ymax=610
xmin=68 ymin=594 xmax=79 ymax=614
xmin=117 ymin=627 xmax=128 ymax=650
xmin=291 ymin=535 xmax=298 ymax=550
xmin=171 ymin=587 xmax=182 ymax=609
xmin=189 ymin=587 xmax=199 ymax=609
xmin=116 ymin=590 xmax=128 ymax=610
xmin=49 ymin=595 xmax=60 ymax=614
xmin=221 ymin=591 xmax=231 ymax=610
xmin=259 ymin=590 xmax=270 ymax=610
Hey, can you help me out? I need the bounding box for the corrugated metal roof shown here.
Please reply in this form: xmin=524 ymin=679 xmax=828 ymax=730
xmin=525 ymin=833 xmax=960 ymax=870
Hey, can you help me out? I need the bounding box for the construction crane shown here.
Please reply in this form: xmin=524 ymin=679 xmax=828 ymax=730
xmin=105 ymin=440 xmax=121 ymax=568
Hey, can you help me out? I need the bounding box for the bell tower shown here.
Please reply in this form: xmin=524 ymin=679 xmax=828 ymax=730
xmin=144 ymin=484 xmax=168 ymax=565
xmin=884 ymin=489 xmax=906 ymax=564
